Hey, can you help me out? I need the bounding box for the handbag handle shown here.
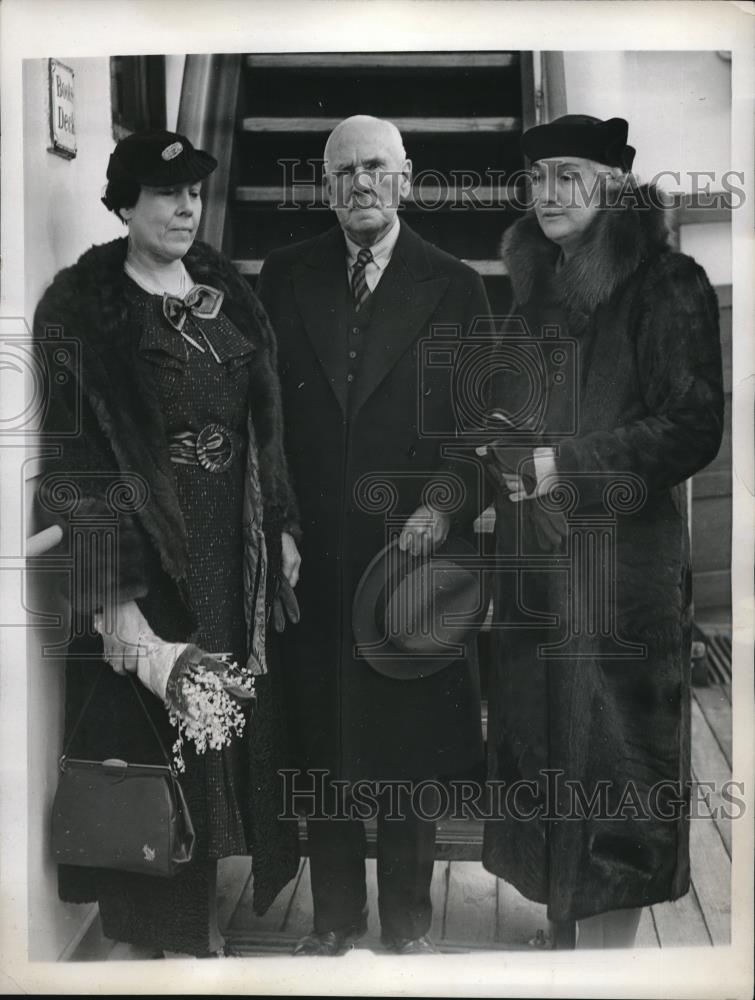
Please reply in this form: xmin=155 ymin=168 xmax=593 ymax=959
xmin=62 ymin=667 xmax=175 ymax=773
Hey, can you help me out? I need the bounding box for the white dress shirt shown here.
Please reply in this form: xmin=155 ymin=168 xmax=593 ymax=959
xmin=344 ymin=217 xmax=401 ymax=293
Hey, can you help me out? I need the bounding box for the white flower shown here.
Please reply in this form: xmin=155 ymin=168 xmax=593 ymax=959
xmin=166 ymin=658 xmax=255 ymax=772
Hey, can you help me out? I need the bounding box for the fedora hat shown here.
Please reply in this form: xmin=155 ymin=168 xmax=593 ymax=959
xmin=352 ymin=537 xmax=488 ymax=680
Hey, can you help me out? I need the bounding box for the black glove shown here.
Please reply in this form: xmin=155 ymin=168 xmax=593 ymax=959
xmin=272 ymin=576 xmax=301 ymax=633
xmin=481 ymin=409 xmax=538 ymax=495
xmin=483 ymin=410 xmax=567 ymax=553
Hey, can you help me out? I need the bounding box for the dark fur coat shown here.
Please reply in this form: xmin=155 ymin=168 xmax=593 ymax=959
xmin=34 ymin=237 xmax=300 ymax=919
xmin=481 ymin=189 xmax=724 ymax=921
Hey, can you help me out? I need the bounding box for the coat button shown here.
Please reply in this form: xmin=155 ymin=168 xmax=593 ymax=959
xmin=351 ymin=326 xmax=360 ymax=335
xmin=347 ymin=373 xmax=354 ymax=383
xmin=349 ymin=350 xmax=357 ymax=359
xmin=407 ymin=444 xmax=416 ymax=459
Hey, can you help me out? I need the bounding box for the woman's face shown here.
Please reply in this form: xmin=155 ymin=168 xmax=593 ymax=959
xmin=121 ymin=183 xmax=202 ymax=264
xmin=530 ymin=157 xmax=606 ymax=254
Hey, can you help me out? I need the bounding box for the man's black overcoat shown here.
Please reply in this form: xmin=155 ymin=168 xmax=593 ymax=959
xmin=259 ymin=221 xmax=490 ymax=783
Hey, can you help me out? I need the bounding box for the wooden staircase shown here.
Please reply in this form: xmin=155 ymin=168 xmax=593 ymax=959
xmin=178 ymin=51 xmax=533 ymax=859
xmin=203 ymin=51 xmax=533 ymax=313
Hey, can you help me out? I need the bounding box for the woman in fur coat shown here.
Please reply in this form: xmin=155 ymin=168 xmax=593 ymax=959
xmin=479 ymin=116 xmax=724 ymax=948
xmin=35 ymin=129 xmax=301 ymax=957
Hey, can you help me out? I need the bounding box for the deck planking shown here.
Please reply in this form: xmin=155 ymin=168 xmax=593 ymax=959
xmin=216 ymin=856 xmax=252 ymax=932
xmin=634 ymin=907 xmax=659 ymax=948
xmin=690 ymin=695 xmax=732 ymax=857
xmin=429 ymin=861 xmax=450 ymax=940
xmin=693 ymin=684 xmax=733 ymax=764
xmin=222 ymin=683 xmax=732 ymax=954
xmin=688 ymin=791 xmax=732 ymax=946
xmin=444 ymin=861 xmax=499 ymax=945
xmin=651 ymin=885 xmax=712 ymax=948
xmin=495 ymin=879 xmax=548 ymax=947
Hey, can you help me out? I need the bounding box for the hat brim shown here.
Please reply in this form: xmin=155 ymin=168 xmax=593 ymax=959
xmin=352 ymin=537 xmax=488 ymax=681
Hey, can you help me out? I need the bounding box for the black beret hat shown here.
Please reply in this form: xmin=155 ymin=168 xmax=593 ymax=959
xmin=521 ymin=114 xmax=636 ymax=171
xmin=105 ymin=128 xmax=218 ymax=187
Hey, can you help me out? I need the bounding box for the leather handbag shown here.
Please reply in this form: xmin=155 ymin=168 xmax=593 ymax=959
xmin=51 ymin=674 xmax=196 ymax=878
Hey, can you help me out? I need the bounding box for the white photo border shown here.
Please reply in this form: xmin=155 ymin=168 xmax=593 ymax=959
xmin=1 ymin=1 xmax=753 ymax=996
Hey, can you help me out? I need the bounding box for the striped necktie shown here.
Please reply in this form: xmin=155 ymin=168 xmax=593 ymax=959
xmin=351 ymin=248 xmax=373 ymax=312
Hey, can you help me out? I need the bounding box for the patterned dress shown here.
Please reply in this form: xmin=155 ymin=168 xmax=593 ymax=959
xmin=94 ymin=277 xmax=258 ymax=954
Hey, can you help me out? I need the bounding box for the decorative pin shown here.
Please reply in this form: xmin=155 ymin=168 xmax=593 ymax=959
xmin=161 ymin=141 xmax=183 ymax=161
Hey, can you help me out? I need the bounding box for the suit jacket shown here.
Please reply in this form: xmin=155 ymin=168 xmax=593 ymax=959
xmin=258 ymin=221 xmax=490 ymax=782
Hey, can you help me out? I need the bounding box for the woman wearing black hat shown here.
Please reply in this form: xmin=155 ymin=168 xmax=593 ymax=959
xmin=34 ymin=130 xmax=301 ymax=957
xmin=479 ymin=116 xmax=724 ymax=947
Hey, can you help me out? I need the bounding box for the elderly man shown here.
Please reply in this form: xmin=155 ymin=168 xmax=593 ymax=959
xmin=258 ymin=115 xmax=490 ymax=956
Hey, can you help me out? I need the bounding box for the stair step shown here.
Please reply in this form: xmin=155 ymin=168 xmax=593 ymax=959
xmin=235 ymin=184 xmax=517 ymax=209
xmin=234 ymin=258 xmax=507 ymax=277
xmin=229 ymin=52 xmax=524 ymax=311
xmin=240 ymin=116 xmax=520 ymax=134
xmin=246 ymin=53 xmax=518 ymax=70
xmin=294 ymin=816 xmax=485 ymax=862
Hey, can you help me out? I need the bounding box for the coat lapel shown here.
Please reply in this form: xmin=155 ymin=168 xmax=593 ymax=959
xmin=291 ymin=227 xmax=350 ymax=413
xmin=349 ymin=222 xmax=449 ymax=416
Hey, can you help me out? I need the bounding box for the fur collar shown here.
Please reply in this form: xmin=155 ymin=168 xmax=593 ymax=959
xmin=56 ymin=235 xmax=271 ymax=356
xmin=502 ymin=185 xmax=671 ymax=321
xmin=35 ymin=236 xmax=287 ymax=595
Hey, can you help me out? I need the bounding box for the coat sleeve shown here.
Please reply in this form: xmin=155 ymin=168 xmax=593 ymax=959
xmin=555 ymin=253 xmax=724 ymax=500
xmin=220 ymin=251 xmax=302 ymax=543
xmin=32 ymin=274 xmax=151 ymax=612
xmin=437 ymin=268 xmax=497 ymax=531
xmin=255 ymin=252 xmax=303 ymax=541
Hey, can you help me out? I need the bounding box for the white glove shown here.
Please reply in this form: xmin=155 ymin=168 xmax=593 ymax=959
xmin=93 ymin=600 xmax=186 ymax=702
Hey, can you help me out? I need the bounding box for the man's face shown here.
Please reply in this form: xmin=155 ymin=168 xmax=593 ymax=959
xmin=530 ymin=157 xmax=605 ymax=252
xmin=324 ymin=120 xmax=412 ymax=247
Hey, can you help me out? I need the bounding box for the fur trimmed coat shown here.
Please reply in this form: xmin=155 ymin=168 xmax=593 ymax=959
xmin=34 ymin=236 xmax=300 ymax=919
xmin=481 ymin=188 xmax=724 ymax=922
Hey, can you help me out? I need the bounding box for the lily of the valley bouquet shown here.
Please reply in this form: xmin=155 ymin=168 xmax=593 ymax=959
xmin=93 ymin=601 xmax=256 ymax=772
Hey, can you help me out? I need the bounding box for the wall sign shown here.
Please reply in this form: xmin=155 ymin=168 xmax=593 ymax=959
xmin=48 ymin=59 xmax=76 ymax=159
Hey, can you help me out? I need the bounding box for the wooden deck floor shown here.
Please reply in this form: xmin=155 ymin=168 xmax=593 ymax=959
xmin=220 ymin=681 xmax=732 ymax=954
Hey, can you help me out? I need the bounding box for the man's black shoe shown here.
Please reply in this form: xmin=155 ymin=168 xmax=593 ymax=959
xmin=380 ymin=931 xmax=438 ymax=955
xmin=293 ymin=909 xmax=368 ymax=956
